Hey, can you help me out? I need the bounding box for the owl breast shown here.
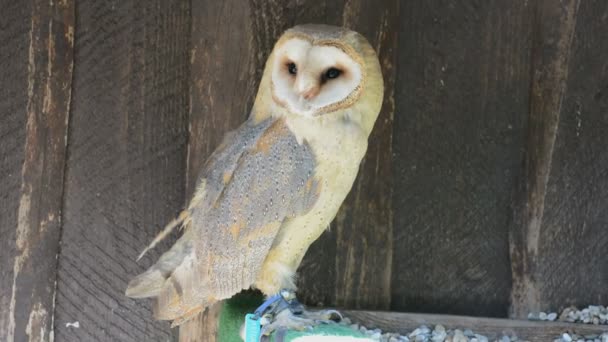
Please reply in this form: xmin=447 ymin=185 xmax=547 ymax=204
xmin=254 ymin=111 xmax=368 ymax=294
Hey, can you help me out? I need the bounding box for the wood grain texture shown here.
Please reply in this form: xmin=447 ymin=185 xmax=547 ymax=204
xmin=289 ymin=0 xmax=348 ymax=309
xmin=334 ymin=0 xmax=399 ymax=310
xmin=509 ymin=0 xmax=582 ymax=318
xmin=392 ymin=0 xmax=533 ymax=317
xmin=344 ymin=310 xmax=608 ymax=342
xmin=511 ymin=0 xmax=608 ymax=317
xmin=295 ymin=0 xmax=399 ymax=312
xmin=182 ymin=0 xmax=260 ymax=339
xmin=54 ymin=0 xmax=190 ymax=341
xmin=0 ymin=1 xmax=74 ymax=341
xmin=182 ymin=0 xmax=344 ymax=339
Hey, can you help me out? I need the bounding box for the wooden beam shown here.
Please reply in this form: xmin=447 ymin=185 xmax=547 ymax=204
xmin=333 ymin=0 xmax=399 ymax=311
xmin=0 ymin=1 xmax=74 ymax=341
xmin=344 ymin=310 xmax=608 ymax=342
xmin=297 ymin=0 xmax=400 ymax=312
xmin=392 ymin=0 xmax=533 ymax=317
xmin=509 ymin=0 xmax=580 ymax=318
xmin=508 ymin=0 xmax=608 ymax=318
xmin=183 ymin=0 xmax=261 ymax=339
xmin=54 ymin=1 xmax=190 ymax=340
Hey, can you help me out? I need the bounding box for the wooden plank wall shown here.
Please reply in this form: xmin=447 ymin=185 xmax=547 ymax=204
xmin=510 ymin=0 xmax=608 ymax=317
xmin=1 ymin=0 xmax=607 ymax=341
xmin=52 ymin=1 xmax=190 ymax=341
xmin=1 ymin=1 xmax=74 ymax=341
xmin=391 ymin=0 xmax=532 ymax=318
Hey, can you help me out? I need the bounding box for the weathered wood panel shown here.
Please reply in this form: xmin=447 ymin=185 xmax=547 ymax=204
xmin=295 ymin=0 xmax=399 ymax=313
xmin=53 ymin=1 xmax=190 ymax=341
xmin=332 ymin=0 xmax=399 ymax=311
xmin=509 ymin=0 xmax=581 ymax=318
xmin=182 ymin=0 xmax=259 ymax=339
xmin=0 ymin=1 xmax=74 ymax=341
xmin=289 ymin=0 xmax=349 ymax=309
xmin=392 ymin=0 xmax=533 ymax=317
xmin=511 ymin=0 xmax=608 ymax=317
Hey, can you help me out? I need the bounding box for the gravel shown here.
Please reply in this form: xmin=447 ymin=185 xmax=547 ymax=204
xmin=339 ymin=316 xmax=608 ymax=342
xmin=340 ymin=317 xmax=514 ymax=342
xmin=552 ymin=332 xmax=608 ymax=342
xmin=528 ymin=305 xmax=608 ymax=325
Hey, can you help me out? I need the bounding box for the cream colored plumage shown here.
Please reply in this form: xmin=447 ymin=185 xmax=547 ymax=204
xmin=126 ymin=24 xmax=383 ymax=327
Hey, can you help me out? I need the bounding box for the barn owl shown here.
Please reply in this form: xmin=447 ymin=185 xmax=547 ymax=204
xmin=126 ymin=24 xmax=384 ymax=334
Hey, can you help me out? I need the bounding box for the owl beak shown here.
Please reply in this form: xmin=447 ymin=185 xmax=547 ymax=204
xmin=299 ymin=87 xmax=319 ymax=100
xmin=295 ymin=75 xmax=319 ymax=100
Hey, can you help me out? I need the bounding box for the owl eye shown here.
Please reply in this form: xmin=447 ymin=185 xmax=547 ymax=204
xmin=287 ymin=62 xmax=297 ymax=75
xmin=325 ymin=68 xmax=341 ymax=79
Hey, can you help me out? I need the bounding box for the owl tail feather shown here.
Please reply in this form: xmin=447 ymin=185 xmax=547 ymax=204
xmin=136 ymin=210 xmax=191 ymax=261
xmin=125 ymin=269 xmax=165 ymax=298
xmin=126 ymin=229 xmax=193 ymax=298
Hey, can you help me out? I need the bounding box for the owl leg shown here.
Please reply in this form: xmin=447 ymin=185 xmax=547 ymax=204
xmin=257 ymin=289 xmax=342 ymax=337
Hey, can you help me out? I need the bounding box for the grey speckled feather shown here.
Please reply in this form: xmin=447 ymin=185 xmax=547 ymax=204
xmin=127 ymin=116 xmax=320 ymax=322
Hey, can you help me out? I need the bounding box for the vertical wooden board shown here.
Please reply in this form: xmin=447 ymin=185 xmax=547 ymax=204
xmin=184 ymin=1 xmax=375 ymax=338
xmin=333 ymin=0 xmax=399 ymax=310
xmin=0 ymin=1 xmax=74 ymax=341
xmin=289 ymin=0 xmax=348 ymax=309
xmin=297 ymin=0 xmax=399 ymax=312
xmin=0 ymin=2 xmax=32 ymax=337
xmin=54 ymin=1 xmax=190 ymax=341
xmin=392 ymin=1 xmax=532 ymax=317
xmin=508 ymin=0 xmax=582 ymax=318
xmin=182 ymin=1 xmax=257 ymax=340
xmin=187 ymin=0 xmax=255 ymax=197
xmin=187 ymin=0 xmax=340 ymax=196
xmin=534 ymin=0 xmax=608 ymax=311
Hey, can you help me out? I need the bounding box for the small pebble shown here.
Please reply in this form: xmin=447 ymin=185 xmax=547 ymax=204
xmin=414 ymin=335 xmax=427 ymax=342
xmin=409 ymin=328 xmax=424 ymax=338
xmin=475 ymin=334 xmax=489 ymax=342
xmin=453 ymin=329 xmax=467 ymax=342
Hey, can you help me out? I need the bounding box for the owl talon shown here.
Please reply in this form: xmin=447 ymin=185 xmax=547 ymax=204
xmin=254 ymin=290 xmax=342 ymax=339
xmin=260 ymin=309 xmax=317 ymax=337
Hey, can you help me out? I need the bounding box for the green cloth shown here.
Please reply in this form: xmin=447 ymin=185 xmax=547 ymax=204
xmin=218 ymin=291 xmax=264 ymax=342
xmin=272 ymin=324 xmax=369 ymax=341
xmin=218 ymin=291 xmax=369 ymax=341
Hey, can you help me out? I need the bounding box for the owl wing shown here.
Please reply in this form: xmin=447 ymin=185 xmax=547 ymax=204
xmin=126 ymin=117 xmax=320 ymax=324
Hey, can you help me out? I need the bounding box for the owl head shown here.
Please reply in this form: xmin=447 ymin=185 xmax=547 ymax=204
xmin=253 ymin=24 xmax=384 ymax=134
